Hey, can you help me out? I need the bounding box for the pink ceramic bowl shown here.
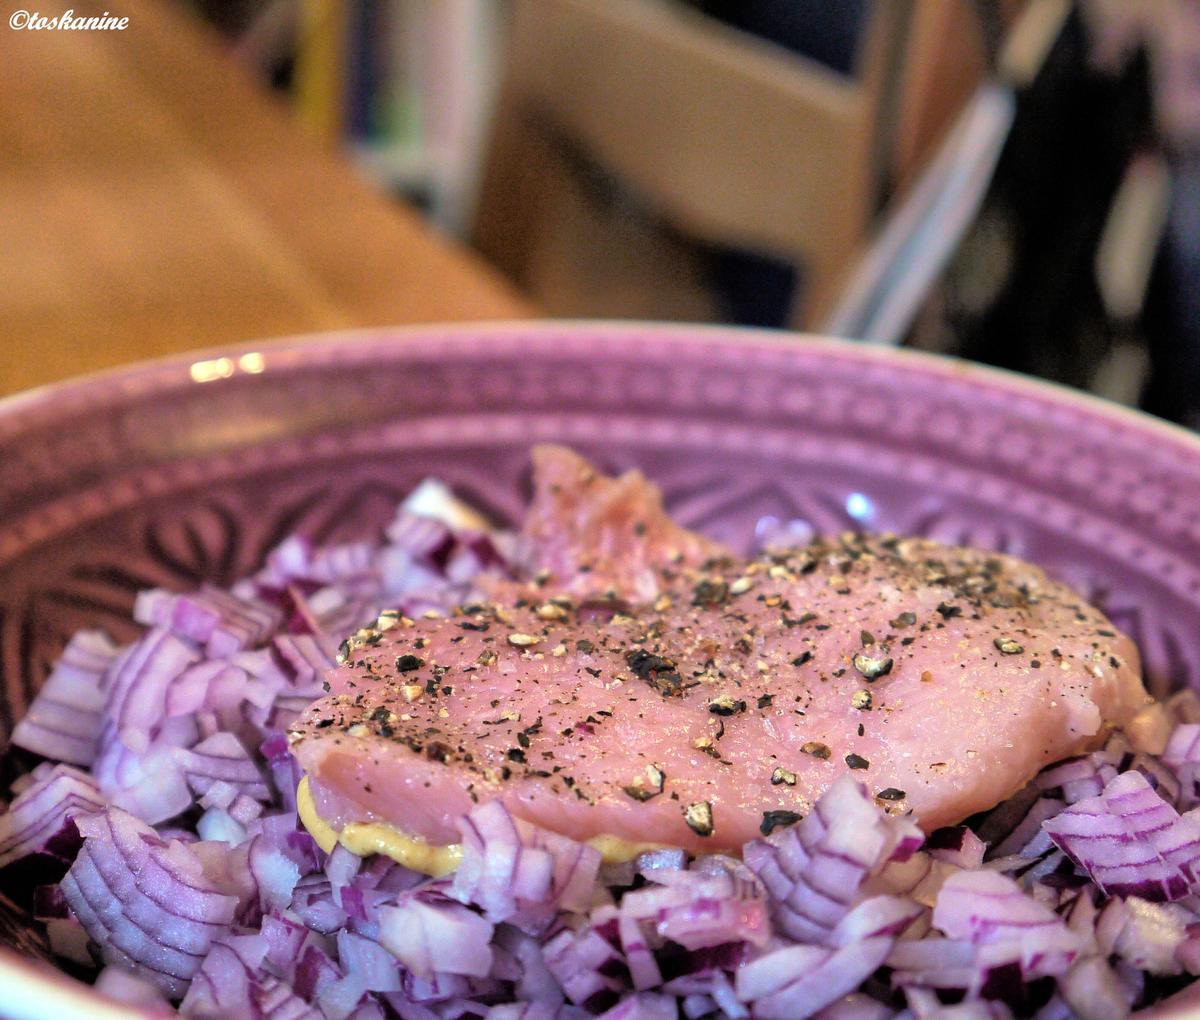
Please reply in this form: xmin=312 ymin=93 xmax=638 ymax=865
xmin=3 ymin=323 xmax=1200 ymax=1017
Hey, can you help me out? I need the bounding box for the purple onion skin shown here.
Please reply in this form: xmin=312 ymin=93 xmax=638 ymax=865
xmin=925 ymin=826 xmax=968 ymax=852
xmin=1109 ymin=877 xmax=1192 ymax=903
xmin=31 ymin=883 xmax=70 ymax=920
xmin=0 ymin=834 xmax=79 ymax=906
xmin=1038 ymin=870 xmax=1091 ymax=891
xmin=651 ymin=941 xmax=751 ymax=985
xmin=979 ymin=966 xmax=1055 ymax=1013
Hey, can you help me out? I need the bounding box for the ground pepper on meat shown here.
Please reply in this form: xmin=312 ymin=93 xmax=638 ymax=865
xmin=294 ymin=515 xmax=1144 ymax=855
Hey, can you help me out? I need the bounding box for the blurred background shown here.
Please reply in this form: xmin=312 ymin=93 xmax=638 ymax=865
xmin=4 ymin=0 xmax=1200 ymax=427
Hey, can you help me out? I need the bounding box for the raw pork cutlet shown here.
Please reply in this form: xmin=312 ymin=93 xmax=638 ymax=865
xmin=513 ymin=444 xmax=727 ymax=601
xmin=289 ymin=447 xmax=1149 ymax=856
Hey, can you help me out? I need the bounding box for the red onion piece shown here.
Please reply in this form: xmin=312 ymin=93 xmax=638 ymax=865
xmin=1164 ymin=724 xmax=1200 ymax=770
xmin=543 ymin=926 xmax=626 ymax=1006
xmin=743 ymin=775 xmax=922 ymax=943
xmin=620 ymin=864 xmax=770 ymax=951
xmin=46 ymin=915 xmax=94 ymax=966
xmin=452 ymin=799 xmax=600 ymax=934
xmin=736 ymin=936 xmax=894 ymax=1020
xmin=135 ymin=586 xmax=282 ymax=659
xmin=273 ymin=633 xmax=339 ymax=687
xmin=0 ymin=763 xmax=103 ymax=870
xmin=1059 ymin=955 xmax=1137 ymax=1020
xmin=829 ymin=894 xmax=924 ymax=947
xmin=378 ymin=894 xmax=494 ymax=978
xmin=94 ymin=965 xmax=174 ymax=1015
xmin=933 ymin=869 xmax=1083 ymax=980
xmin=10 ymin=630 xmax=116 ymax=765
xmin=336 ymin=930 xmax=403 ymax=992
xmin=177 ymin=732 xmax=272 ymax=803
xmin=812 ymin=992 xmax=894 ymax=1020
xmin=1102 ymin=896 xmax=1187 ymax=975
xmin=93 ymin=739 xmax=193 ymax=826
xmin=594 ymin=992 xmax=678 ymax=1019
xmin=1044 ymin=771 xmax=1200 ymax=901
xmin=927 ymin=826 xmax=987 ymax=870
xmin=104 ymin=628 xmax=201 ymax=752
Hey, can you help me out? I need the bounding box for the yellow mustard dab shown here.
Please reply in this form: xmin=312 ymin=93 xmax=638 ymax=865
xmin=296 ymin=777 xmax=669 ymax=875
xmin=297 ymin=776 xmax=462 ymax=877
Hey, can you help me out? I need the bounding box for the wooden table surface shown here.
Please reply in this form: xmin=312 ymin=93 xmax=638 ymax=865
xmin=0 ymin=0 xmax=533 ymax=397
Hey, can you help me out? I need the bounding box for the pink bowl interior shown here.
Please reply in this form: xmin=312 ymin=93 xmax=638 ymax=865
xmin=3 ymin=322 xmax=1200 ymax=1014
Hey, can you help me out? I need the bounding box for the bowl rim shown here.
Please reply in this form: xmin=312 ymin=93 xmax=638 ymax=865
xmin=2 ymin=319 xmax=1199 ymax=461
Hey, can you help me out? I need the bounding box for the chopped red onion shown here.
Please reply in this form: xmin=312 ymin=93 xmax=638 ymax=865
xmin=812 ymin=992 xmax=894 ymax=1020
xmin=273 ymin=633 xmax=339 ymax=687
xmin=135 ymin=586 xmax=282 ymax=659
xmin=10 ymin=630 xmax=116 ymax=765
xmin=482 ymin=1005 xmax=563 ymax=1020
xmin=1164 ymin=724 xmax=1200 ymax=811
xmin=378 ymin=893 xmax=494 ymax=978
xmin=828 ymin=894 xmax=924 ymax=946
xmin=61 ymin=807 xmax=242 ymax=995
xmin=735 ymin=936 xmax=894 ymax=1019
xmin=104 ymin=629 xmax=201 ymax=753
xmin=292 ymin=876 xmax=347 ymax=935
xmin=620 ymin=864 xmax=769 ymax=951
xmin=617 ymin=913 xmax=662 ymax=990
xmin=1044 ymin=771 xmax=1200 ymax=901
xmin=452 ymin=799 xmax=600 ymax=934
xmin=0 ymin=763 xmax=103 ymax=871
xmin=1037 ymin=751 xmax=1121 ymax=805
xmin=94 ymin=965 xmax=174 ymax=1014
xmin=495 ymin=925 xmax=565 ymax=1007
xmin=1102 ymin=896 xmax=1187 ymax=975
xmin=743 ymin=775 xmax=921 ymax=943
xmin=295 ymin=942 xmax=342 ymax=1002
xmin=325 ymin=843 xmax=363 ymax=892
xmin=927 ymin=826 xmax=987 ymax=870
xmin=991 ymin=795 xmax=1066 ymax=859
xmin=247 ymin=834 xmax=302 ymax=913
xmin=93 ymin=738 xmax=193 ymax=826
xmin=178 ymin=936 xmax=318 ymax=1020
xmin=932 ymin=869 xmax=1083 ymax=980
xmin=195 ymin=808 xmax=245 ymax=846
xmin=176 ymin=732 xmax=272 ymax=803
xmin=335 ymin=930 xmax=402 ymax=992
xmin=1127 ymin=751 xmax=1183 ymax=806
xmin=887 ymin=936 xmax=981 ymax=990
xmin=594 ymin=992 xmax=678 ymax=1019
xmin=315 ymin=969 xmax=370 ymax=1020
xmin=543 ymin=926 xmax=626 ymax=1006
xmin=1164 ymin=724 xmax=1200 ymax=770
xmin=1059 ymin=954 xmax=1137 ymax=1020
xmin=9 ymin=482 xmax=1200 ymax=1017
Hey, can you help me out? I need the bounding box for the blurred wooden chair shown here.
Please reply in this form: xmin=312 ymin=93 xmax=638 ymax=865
xmin=471 ymin=0 xmax=944 ymax=328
